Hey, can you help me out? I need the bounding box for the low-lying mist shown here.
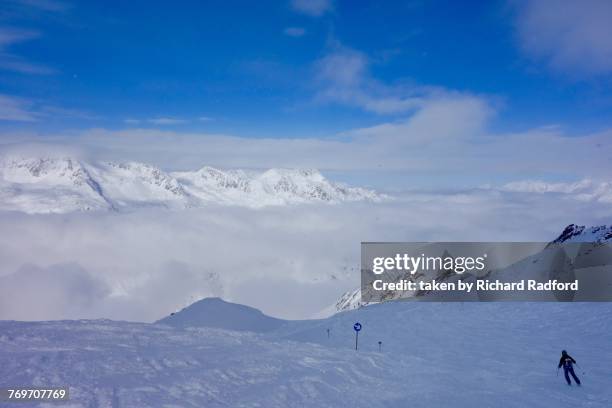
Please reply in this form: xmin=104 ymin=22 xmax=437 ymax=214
xmin=1 ymin=188 xmax=610 ymax=321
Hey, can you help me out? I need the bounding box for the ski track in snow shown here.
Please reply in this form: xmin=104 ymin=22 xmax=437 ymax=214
xmin=1 ymin=302 xmax=611 ymax=407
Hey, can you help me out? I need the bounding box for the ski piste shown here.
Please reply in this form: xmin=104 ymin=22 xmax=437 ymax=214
xmin=1 ymin=300 xmax=610 ymax=407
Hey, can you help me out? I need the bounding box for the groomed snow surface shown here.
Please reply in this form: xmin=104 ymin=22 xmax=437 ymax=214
xmin=1 ymin=300 xmax=611 ymax=407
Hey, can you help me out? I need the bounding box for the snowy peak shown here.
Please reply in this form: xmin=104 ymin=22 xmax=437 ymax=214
xmin=174 ymin=165 xmax=380 ymax=206
xmin=551 ymin=224 xmax=612 ymax=244
xmin=336 ymin=289 xmax=362 ymax=311
xmin=103 ymin=161 xmax=187 ymax=197
xmin=0 ymin=156 xmax=111 ymax=213
xmin=0 ymin=156 xmax=383 ymax=214
xmin=188 ymin=166 xmax=251 ymax=192
xmin=0 ymin=156 xmax=96 ymax=188
xmin=92 ymin=161 xmax=189 ymax=208
xmin=258 ymin=168 xmax=350 ymax=201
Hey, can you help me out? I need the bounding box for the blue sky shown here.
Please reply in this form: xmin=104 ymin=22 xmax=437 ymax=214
xmin=0 ymin=0 xmax=611 ymax=188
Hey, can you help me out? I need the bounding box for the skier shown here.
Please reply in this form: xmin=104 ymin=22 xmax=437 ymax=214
xmin=558 ymin=350 xmax=581 ymax=386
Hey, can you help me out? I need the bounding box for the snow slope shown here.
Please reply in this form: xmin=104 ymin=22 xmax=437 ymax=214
xmin=315 ymin=288 xmax=363 ymax=318
xmin=157 ymin=297 xmax=286 ymax=332
xmin=0 ymin=157 xmax=111 ymax=213
xmin=1 ymin=301 xmax=611 ymax=407
xmin=0 ymin=156 xmax=382 ymax=214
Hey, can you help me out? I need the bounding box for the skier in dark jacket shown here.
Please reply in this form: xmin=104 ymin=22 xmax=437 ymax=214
xmin=558 ymin=350 xmax=581 ymax=386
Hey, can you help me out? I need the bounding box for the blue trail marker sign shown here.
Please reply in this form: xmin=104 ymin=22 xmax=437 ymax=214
xmin=353 ymin=322 xmax=362 ymax=350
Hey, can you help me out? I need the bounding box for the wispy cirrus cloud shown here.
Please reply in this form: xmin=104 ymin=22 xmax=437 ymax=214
xmin=147 ymin=117 xmax=188 ymax=125
xmin=0 ymin=93 xmax=99 ymax=122
xmin=0 ymin=0 xmax=69 ymax=75
xmin=290 ymin=0 xmax=332 ymax=16
xmin=284 ymin=27 xmax=306 ymax=37
xmin=0 ymin=27 xmax=40 ymax=47
xmin=4 ymin=0 xmax=69 ymax=12
xmin=0 ymin=94 xmax=38 ymax=121
xmin=513 ymin=0 xmax=612 ymax=76
xmin=123 ymin=117 xmax=187 ymax=126
xmin=0 ymin=27 xmax=56 ymax=75
xmin=123 ymin=117 xmax=210 ymax=126
xmin=0 ymin=55 xmax=56 ymax=74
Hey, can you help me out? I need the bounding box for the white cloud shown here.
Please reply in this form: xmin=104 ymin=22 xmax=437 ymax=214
xmin=316 ymin=48 xmax=367 ymax=87
xmin=314 ymin=47 xmax=447 ymax=115
xmin=0 ymin=186 xmax=610 ymax=321
xmin=124 ymin=117 xmax=189 ymax=126
xmin=514 ymin=0 xmax=612 ymax=75
xmin=501 ymin=179 xmax=594 ymax=194
xmin=0 ymin=94 xmax=38 ymax=121
xmin=284 ymin=27 xmax=306 ymax=37
xmin=0 ymin=94 xmax=98 ymax=122
xmin=291 ymin=0 xmax=332 ymax=16
xmin=39 ymin=105 xmax=99 ymax=120
xmin=0 ymin=27 xmax=39 ymax=47
xmin=0 ymin=263 xmax=110 ymax=320
xmin=6 ymin=0 xmax=69 ymax=12
xmin=500 ymin=179 xmax=612 ymax=203
xmin=0 ymin=57 xmax=56 ymax=74
xmin=2 ymin=108 xmax=611 ymax=194
xmin=0 ymin=27 xmax=55 ymax=75
xmin=344 ymin=94 xmax=493 ymax=143
xmin=147 ymin=117 xmax=188 ymax=125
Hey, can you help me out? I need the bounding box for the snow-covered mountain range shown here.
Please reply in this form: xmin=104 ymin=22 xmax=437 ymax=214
xmin=0 ymin=156 xmax=383 ymax=214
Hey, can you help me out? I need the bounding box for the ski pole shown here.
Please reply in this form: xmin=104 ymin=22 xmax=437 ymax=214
xmin=556 ymin=367 xmax=559 ymax=377
xmin=575 ymin=362 xmax=585 ymax=375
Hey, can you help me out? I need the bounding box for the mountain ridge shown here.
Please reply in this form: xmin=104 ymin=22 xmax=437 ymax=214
xmin=0 ymin=155 xmax=384 ymax=214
